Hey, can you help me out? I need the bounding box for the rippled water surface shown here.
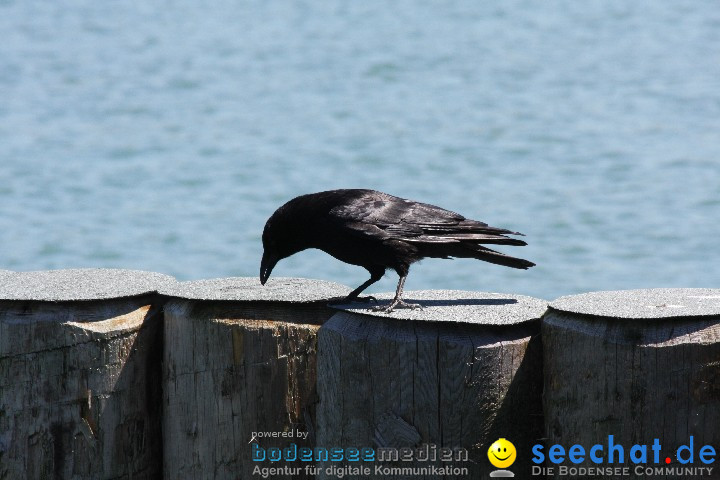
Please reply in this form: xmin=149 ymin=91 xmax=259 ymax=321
xmin=1 ymin=1 xmax=718 ymax=301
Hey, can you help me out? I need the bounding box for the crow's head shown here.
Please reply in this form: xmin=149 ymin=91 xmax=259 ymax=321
xmin=260 ymin=208 xmax=305 ymax=285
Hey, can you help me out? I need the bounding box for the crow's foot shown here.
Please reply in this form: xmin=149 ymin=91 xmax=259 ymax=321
xmin=372 ymin=299 xmax=423 ymax=314
xmin=329 ymin=295 xmax=378 ymax=305
xmin=351 ymin=295 xmax=378 ymax=304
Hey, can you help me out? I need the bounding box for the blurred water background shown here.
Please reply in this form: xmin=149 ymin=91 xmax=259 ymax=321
xmin=1 ymin=1 xmax=718 ymax=301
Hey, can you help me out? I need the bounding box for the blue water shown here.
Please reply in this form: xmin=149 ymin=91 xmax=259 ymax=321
xmin=1 ymin=1 xmax=719 ymax=301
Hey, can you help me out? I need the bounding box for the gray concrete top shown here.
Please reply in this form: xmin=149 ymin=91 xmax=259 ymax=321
xmin=0 ymin=268 xmax=176 ymax=301
xmin=550 ymin=288 xmax=720 ymax=320
xmin=161 ymin=277 xmax=351 ymax=303
xmin=333 ymin=290 xmax=547 ymax=325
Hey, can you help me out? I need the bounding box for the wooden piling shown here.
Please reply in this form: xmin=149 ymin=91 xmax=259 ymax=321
xmin=543 ymin=288 xmax=720 ymax=480
xmin=316 ymin=290 xmax=547 ymax=479
xmin=161 ymin=277 xmax=350 ymax=480
xmin=0 ymin=269 xmax=173 ymax=480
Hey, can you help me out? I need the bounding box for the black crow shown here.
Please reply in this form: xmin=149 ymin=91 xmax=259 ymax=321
xmin=260 ymin=189 xmax=534 ymax=312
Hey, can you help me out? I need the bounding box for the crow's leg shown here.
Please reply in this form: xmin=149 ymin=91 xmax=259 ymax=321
xmin=341 ymin=268 xmax=384 ymax=303
xmin=374 ymin=274 xmax=422 ymax=313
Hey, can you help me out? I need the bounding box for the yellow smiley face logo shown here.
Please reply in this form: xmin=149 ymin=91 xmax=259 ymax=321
xmin=488 ymin=438 xmax=516 ymax=469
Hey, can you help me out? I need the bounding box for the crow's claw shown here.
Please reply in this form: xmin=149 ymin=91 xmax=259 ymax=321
xmin=372 ymin=299 xmax=423 ymax=314
xmin=328 ymin=295 xmax=378 ymax=305
xmin=353 ymin=295 xmax=378 ymax=304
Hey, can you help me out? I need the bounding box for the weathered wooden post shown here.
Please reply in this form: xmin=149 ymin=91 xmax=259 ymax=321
xmin=161 ymin=277 xmax=350 ymax=480
xmin=316 ymin=290 xmax=547 ymax=479
xmin=0 ymin=268 xmax=173 ymax=480
xmin=544 ymin=289 xmax=720 ymax=479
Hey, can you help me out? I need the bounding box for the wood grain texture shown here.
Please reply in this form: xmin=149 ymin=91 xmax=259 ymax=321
xmin=162 ymin=300 xmax=337 ymax=480
xmin=0 ymin=295 xmax=163 ymax=480
xmin=543 ymin=309 xmax=720 ymax=480
xmin=316 ymin=311 xmax=543 ymax=479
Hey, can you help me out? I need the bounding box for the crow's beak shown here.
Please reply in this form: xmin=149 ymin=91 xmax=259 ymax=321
xmin=260 ymin=251 xmax=279 ymax=286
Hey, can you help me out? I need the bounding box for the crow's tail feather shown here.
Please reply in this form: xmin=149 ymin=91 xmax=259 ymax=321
xmin=419 ymin=242 xmax=535 ymax=269
xmin=468 ymin=245 xmax=535 ymax=269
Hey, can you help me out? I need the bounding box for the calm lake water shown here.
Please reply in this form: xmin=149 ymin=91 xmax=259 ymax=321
xmin=1 ymin=1 xmax=718 ymax=301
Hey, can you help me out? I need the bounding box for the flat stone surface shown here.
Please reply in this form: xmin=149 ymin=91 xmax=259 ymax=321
xmin=0 ymin=268 xmax=176 ymax=301
xmin=550 ymin=288 xmax=720 ymax=320
xmin=333 ymin=290 xmax=547 ymax=325
xmin=161 ymin=277 xmax=351 ymax=303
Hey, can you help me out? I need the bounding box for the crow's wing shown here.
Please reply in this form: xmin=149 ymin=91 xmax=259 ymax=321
xmin=329 ymin=191 xmax=525 ymax=245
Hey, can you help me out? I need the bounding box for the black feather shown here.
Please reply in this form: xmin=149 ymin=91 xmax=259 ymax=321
xmin=260 ymin=189 xmax=535 ymax=311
